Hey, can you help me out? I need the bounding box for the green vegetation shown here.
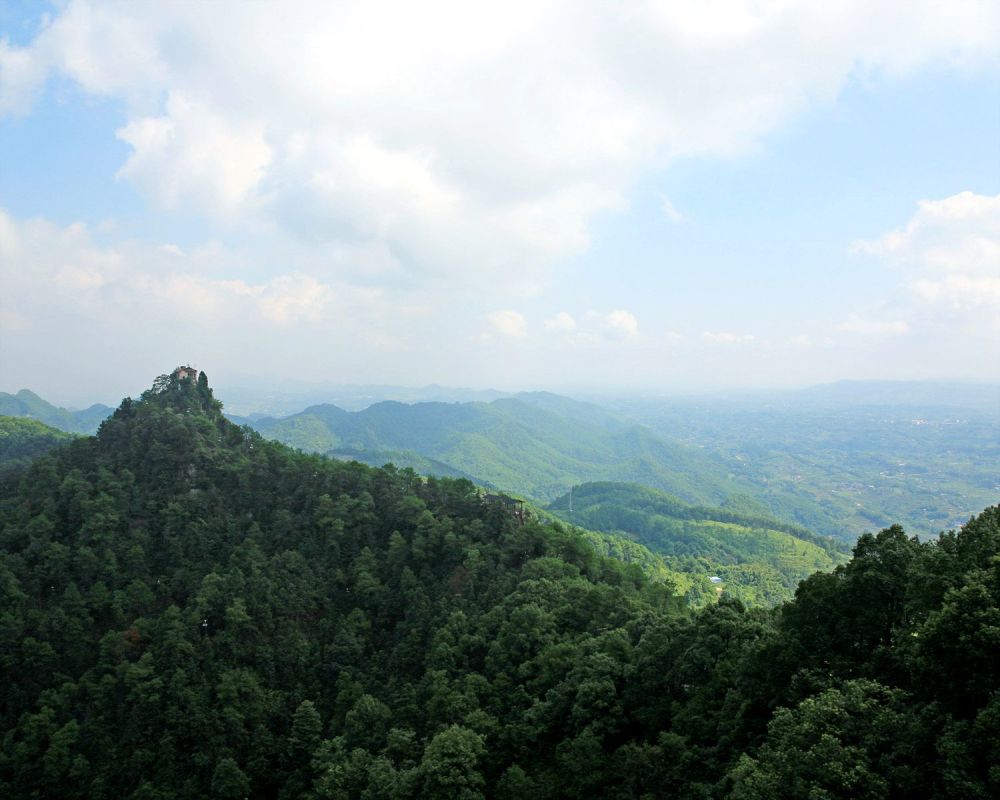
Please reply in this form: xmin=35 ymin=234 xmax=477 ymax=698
xmin=0 ymin=416 xmax=74 ymax=476
xmin=20 ymin=380 xmax=993 ymax=545
xmin=1 ymin=373 xmax=998 ymax=798
xmin=249 ymin=395 xmax=747 ymax=505
xmin=576 ymin=528 xmax=717 ymax=604
xmin=527 ymin=504 xmax=702 ymax=601
xmin=549 ymin=482 xmax=850 ymax=606
xmin=0 ymin=389 xmax=112 ymax=435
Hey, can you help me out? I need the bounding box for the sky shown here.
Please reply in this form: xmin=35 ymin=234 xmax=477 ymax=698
xmin=0 ymin=0 xmax=998 ymax=406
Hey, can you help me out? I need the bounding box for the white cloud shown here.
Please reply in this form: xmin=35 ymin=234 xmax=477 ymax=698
xmin=0 ymin=2 xmax=168 ymax=113
xmin=257 ymin=275 xmax=335 ymax=325
xmin=116 ymin=91 xmax=273 ymax=218
xmin=661 ymin=196 xmax=684 ymax=224
xmin=0 ymin=208 xmax=345 ymax=331
xmin=853 ymin=191 xmax=1000 ymax=334
xmin=3 ymin=1 xmax=999 ymax=284
xmin=0 ymin=36 xmax=46 ymax=114
xmin=3 ymin=205 xmax=546 ymax=403
xmin=544 ymin=311 xmax=577 ymax=334
xmin=912 ymin=274 xmax=1000 ymax=309
xmin=56 ymin=264 xmax=105 ymax=291
xmin=602 ymin=309 xmax=640 ymax=339
xmin=547 ymin=309 xmax=642 ymax=344
xmin=837 ymin=313 xmax=910 ymax=336
xmin=486 ymin=308 xmax=639 ymax=344
xmin=2 ymin=202 xmax=993 ymax=398
xmin=853 ymin=191 xmax=1000 ymax=275
xmin=3 ymin=5 xmax=999 ymax=393
xmin=487 ymin=309 xmax=527 ymax=338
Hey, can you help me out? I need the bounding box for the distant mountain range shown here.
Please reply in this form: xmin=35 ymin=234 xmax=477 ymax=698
xmin=0 ymin=390 xmax=112 ymax=435
xmin=596 ymin=379 xmax=1000 ymax=413
xmin=788 ymin=379 xmax=1000 ymax=409
xmin=238 ymin=392 xmax=749 ymax=508
xmin=224 ymin=378 xmax=1000 ymax=417
xmin=216 ymin=382 xmax=512 ymax=416
xmin=5 ymin=379 xmax=993 ymax=541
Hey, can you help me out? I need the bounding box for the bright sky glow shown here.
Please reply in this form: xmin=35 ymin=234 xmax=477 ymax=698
xmin=1 ymin=0 xmax=998 ymax=404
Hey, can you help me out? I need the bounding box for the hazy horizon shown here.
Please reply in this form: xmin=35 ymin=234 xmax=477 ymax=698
xmin=4 ymin=372 xmax=998 ymax=416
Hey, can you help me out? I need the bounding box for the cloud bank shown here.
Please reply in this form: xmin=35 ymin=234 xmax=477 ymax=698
xmin=851 ymin=191 xmax=1000 ymax=342
xmin=3 ymin=0 xmax=998 ymax=283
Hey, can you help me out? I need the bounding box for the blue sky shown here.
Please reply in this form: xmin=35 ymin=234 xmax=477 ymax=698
xmin=1 ymin=1 xmax=998 ymax=405
xmin=558 ymin=69 xmax=999 ymax=320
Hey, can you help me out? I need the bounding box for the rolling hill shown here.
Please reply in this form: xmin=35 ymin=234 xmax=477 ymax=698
xmin=0 ymin=416 xmax=75 ymax=475
xmin=245 ymin=394 xmax=749 ymax=507
xmin=548 ymin=482 xmax=851 ymax=605
xmin=0 ymin=389 xmax=112 ymax=435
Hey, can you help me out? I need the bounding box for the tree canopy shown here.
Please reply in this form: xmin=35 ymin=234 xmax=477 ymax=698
xmin=1 ymin=372 xmax=997 ymax=798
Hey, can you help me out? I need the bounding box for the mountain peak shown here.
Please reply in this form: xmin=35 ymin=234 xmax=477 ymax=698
xmin=133 ymin=367 xmax=222 ymax=418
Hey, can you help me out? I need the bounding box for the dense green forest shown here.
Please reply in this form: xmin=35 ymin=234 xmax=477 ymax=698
xmin=1 ymin=372 xmax=998 ymax=798
xmin=0 ymin=417 xmax=74 ymax=477
xmin=522 ymin=505 xmax=714 ymax=606
xmin=548 ymin=482 xmax=850 ymax=606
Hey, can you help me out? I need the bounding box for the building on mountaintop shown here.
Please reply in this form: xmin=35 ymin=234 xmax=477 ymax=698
xmin=173 ymin=366 xmax=199 ymax=382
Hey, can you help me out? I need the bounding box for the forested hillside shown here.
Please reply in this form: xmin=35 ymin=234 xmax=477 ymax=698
xmin=1 ymin=372 xmax=998 ymax=798
xmin=22 ymin=381 xmax=990 ymax=544
xmin=0 ymin=390 xmax=112 ymax=436
xmin=246 ymin=396 xmax=746 ymax=505
xmin=0 ymin=416 xmax=74 ymax=476
xmin=549 ymin=482 xmax=849 ymax=606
